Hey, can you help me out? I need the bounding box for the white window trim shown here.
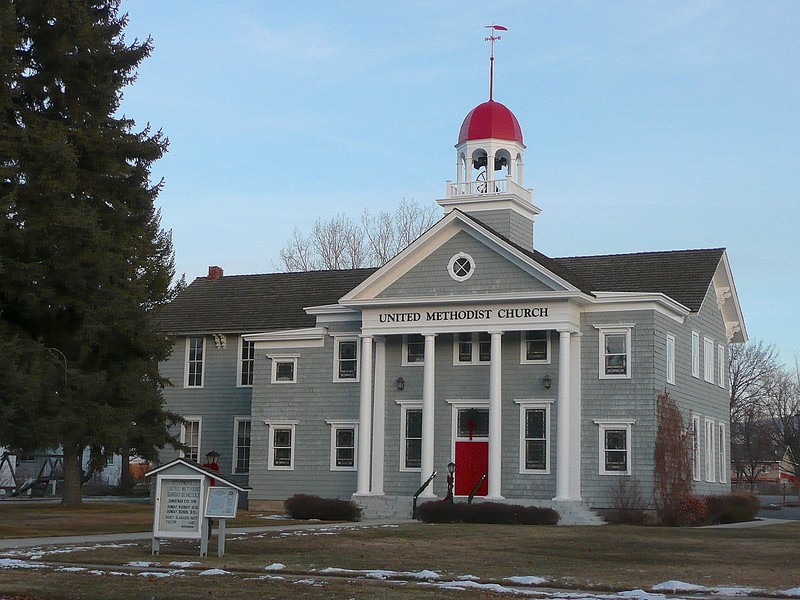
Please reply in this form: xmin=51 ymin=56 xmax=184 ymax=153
xmin=268 ymin=354 xmax=299 ymax=384
xmin=718 ymin=422 xmax=727 ymax=484
xmin=232 ymin=417 xmax=251 ymax=475
xmin=717 ymin=344 xmax=725 ymax=389
xmin=666 ymin=333 xmax=676 ymax=385
xmin=515 ymin=400 xmax=553 ymax=474
xmin=396 ymin=399 xmax=422 ymax=472
xmin=333 ymin=337 xmax=360 ymax=382
xmin=692 ymin=415 xmax=701 ymax=481
xmin=520 ymin=330 xmax=551 ymax=365
xmin=704 ymin=337 xmax=714 ymax=384
xmin=184 ymin=336 xmax=205 ymax=388
xmin=691 ymin=331 xmax=700 ymax=378
xmin=180 ymin=416 xmax=202 ymax=462
xmin=452 ymin=332 xmax=491 ymax=365
xmin=327 ymin=420 xmax=358 ymax=471
xmin=265 ymin=420 xmax=298 ymax=471
xmin=401 ymin=335 xmax=425 ymax=367
xmin=594 ymin=420 xmax=634 ymax=476
xmin=237 ymin=336 xmax=255 ymax=388
xmin=447 ymin=252 xmax=476 ymax=282
xmin=596 ymin=324 xmax=634 ymax=380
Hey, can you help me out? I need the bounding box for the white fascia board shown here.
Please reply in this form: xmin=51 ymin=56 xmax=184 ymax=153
xmin=344 ymin=290 xmax=592 ymax=309
xmin=712 ymin=250 xmax=747 ymax=343
xmin=145 ymin=458 xmax=250 ymax=491
xmin=245 ymin=327 xmax=327 ymax=349
xmin=304 ymin=303 xmax=362 ymax=322
xmin=586 ymin=292 xmax=690 ymax=322
xmin=339 ymin=210 xmax=580 ymax=304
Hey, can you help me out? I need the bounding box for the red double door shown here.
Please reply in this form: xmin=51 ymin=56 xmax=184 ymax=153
xmin=453 ymin=407 xmax=490 ymax=497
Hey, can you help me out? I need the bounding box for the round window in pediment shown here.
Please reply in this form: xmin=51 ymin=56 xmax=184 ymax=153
xmin=448 ymin=252 xmax=475 ymax=282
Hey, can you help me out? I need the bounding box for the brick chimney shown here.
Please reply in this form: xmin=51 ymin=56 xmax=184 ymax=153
xmin=207 ymin=266 xmax=224 ymax=280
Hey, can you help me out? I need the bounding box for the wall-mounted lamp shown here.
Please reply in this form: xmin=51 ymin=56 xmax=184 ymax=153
xmin=542 ymin=374 xmax=552 ymax=389
xmin=395 ymin=376 xmax=405 ymax=391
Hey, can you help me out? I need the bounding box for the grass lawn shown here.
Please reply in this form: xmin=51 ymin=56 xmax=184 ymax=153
xmin=1 ymin=502 xmax=799 ymax=599
xmin=0 ymin=500 xmax=297 ymax=538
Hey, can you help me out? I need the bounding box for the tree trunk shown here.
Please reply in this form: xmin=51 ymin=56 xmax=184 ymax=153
xmin=61 ymin=445 xmax=83 ymax=506
xmin=119 ymin=443 xmax=133 ymax=495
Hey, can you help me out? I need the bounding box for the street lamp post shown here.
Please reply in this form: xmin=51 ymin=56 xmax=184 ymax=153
xmin=446 ymin=461 xmax=456 ymax=503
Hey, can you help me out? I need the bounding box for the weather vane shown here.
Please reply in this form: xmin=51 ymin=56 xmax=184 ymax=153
xmin=485 ymin=24 xmax=508 ymax=101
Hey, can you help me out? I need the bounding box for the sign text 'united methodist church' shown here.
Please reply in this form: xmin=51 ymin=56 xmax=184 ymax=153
xmin=378 ymin=307 xmax=549 ymax=324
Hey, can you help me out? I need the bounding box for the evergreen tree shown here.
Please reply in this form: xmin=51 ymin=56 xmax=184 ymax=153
xmin=0 ymin=0 xmax=181 ymax=504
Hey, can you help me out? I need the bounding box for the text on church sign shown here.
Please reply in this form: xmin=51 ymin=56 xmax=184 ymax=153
xmin=378 ymin=307 xmax=549 ymax=323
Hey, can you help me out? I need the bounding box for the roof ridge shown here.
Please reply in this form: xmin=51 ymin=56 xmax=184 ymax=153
xmin=555 ymin=248 xmax=725 ymax=261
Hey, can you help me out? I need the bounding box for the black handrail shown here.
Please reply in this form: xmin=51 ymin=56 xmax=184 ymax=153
xmin=412 ymin=470 xmax=437 ymax=519
xmin=467 ymin=472 xmax=488 ymax=504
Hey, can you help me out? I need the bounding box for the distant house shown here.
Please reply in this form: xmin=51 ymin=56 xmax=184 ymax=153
xmin=733 ymin=447 xmax=798 ymax=487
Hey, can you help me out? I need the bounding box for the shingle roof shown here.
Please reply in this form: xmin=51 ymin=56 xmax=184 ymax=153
xmin=555 ymin=248 xmax=724 ymax=311
xmin=155 ymin=268 xmax=377 ymax=334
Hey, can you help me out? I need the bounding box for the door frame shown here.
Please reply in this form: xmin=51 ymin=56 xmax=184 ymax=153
xmin=448 ymin=399 xmax=490 ymax=497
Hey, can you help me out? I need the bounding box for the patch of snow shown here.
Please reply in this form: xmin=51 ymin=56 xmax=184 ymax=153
xmin=294 ymin=578 xmax=324 ymax=586
xmin=265 ymin=562 xmax=285 ymax=571
xmin=0 ymin=558 xmax=46 ymax=570
xmin=405 ymin=570 xmax=440 ymax=580
xmin=199 ymin=568 xmax=230 ymax=576
xmin=618 ymin=590 xmax=667 ymax=600
xmin=713 ymin=587 xmax=762 ymax=596
xmin=506 ymin=575 xmax=547 ymax=585
xmin=319 ymin=567 xmax=439 ymax=580
xmin=436 ymin=579 xmax=528 ymax=594
xmin=126 ymin=561 xmax=158 ymax=567
xmin=169 ymin=561 xmax=201 ymax=568
xmin=258 ymin=514 xmax=291 ymax=520
xmin=458 ymin=574 xmax=480 ymax=581
xmin=779 ymin=588 xmax=800 ymax=598
xmin=6 ymin=542 xmax=137 ymax=559
xmin=57 ymin=566 xmax=86 ymax=572
xmin=652 ymin=581 xmax=707 ymax=592
xmin=138 ymin=571 xmax=175 ymax=578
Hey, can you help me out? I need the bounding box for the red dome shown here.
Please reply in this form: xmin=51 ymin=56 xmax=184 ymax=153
xmin=457 ymin=100 xmax=524 ymax=145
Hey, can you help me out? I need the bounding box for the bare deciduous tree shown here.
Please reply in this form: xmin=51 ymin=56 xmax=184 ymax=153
xmin=653 ymin=389 xmax=694 ymax=525
xmin=729 ymin=341 xmax=780 ymax=421
xmin=276 ymin=200 xmax=438 ymax=272
xmin=762 ymin=363 xmax=800 ymax=491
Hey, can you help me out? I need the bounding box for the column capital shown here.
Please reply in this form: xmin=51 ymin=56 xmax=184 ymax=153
xmin=359 ymin=333 xmax=374 ymax=340
xmin=423 ymin=332 xmax=437 ymax=339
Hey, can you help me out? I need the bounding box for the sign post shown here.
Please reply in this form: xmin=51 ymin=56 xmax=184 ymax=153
xmin=146 ymin=458 xmax=249 ymax=558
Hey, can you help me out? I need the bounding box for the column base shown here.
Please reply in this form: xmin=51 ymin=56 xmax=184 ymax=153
xmin=485 ymin=495 xmax=505 ymax=500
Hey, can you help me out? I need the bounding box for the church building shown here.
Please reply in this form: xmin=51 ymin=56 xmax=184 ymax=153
xmin=156 ymin=60 xmax=746 ymax=523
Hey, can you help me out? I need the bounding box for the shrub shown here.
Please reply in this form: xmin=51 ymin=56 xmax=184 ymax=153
xmin=607 ymin=477 xmax=652 ymax=525
xmin=284 ymin=494 xmax=362 ymax=521
xmin=677 ymin=494 xmax=707 ymax=526
xmin=704 ymin=493 xmax=760 ymax=524
xmin=416 ymin=501 xmax=558 ymax=525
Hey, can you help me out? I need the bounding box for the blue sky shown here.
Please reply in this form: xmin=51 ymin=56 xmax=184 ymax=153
xmin=122 ymin=1 xmax=799 ymax=364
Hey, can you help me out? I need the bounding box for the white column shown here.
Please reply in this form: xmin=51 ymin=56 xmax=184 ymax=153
xmin=554 ymin=330 xmax=571 ymax=501
xmin=487 ymin=152 xmax=496 ymax=189
xmin=420 ymin=333 xmax=437 ymax=497
xmin=488 ymin=331 xmax=504 ymax=499
xmin=371 ymin=337 xmax=386 ymax=495
xmin=456 ymin=156 xmax=463 ymax=186
xmin=356 ymin=335 xmax=373 ymax=495
xmin=517 ymin=158 xmax=524 ymax=186
xmin=467 ymin=156 xmax=474 ymax=189
xmin=569 ymin=333 xmax=582 ymax=501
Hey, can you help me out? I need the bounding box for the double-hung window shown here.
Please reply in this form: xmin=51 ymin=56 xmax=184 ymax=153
xmin=521 ymin=331 xmax=550 ymax=364
xmin=517 ymin=401 xmax=551 ymax=473
xmin=185 ymin=337 xmax=205 ymax=388
xmin=692 ymin=415 xmax=701 ymax=481
xmin=266 ymin=421 xmax=297 ymax=470
xmin=239 ymin=337 xmax=255 ymax=387
xmin=269 ymin=355 xmax=298 ymax=383
xmin=233 ymin=418 xmax=251 ymax=474
xmin=327 ymin=422 xmax=357 ymax=471
xmin=717 ymin=344 xmax=725 ymax=389
xmin=181 ymin=418 xmax=202 ymax=462
xmin=691 ymin=332 xmax=700 ymax=378
xmin=705 ymin=418 xmax=716 ymax=482
xmin=398 ymin=402 xmax=422 ymax=470
xmin=454 ymin=332 xmax=490 ymax=364
xmin=333 ymin=338 xmax=359 ymax=381
xmin=718 ymin=422 xmax=727 ymax=483
xmin=704 ymin=338 xmax=715 ymax=383
xmin=595 ymin=420 xmax=633 ymax=475
xmin=597 ymin=325 xmax=633 ymax=379
xmin=666 ymin=334 xmax=676 ymax=385
xmin=402 ymin=334 xmax=425 ymax=366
